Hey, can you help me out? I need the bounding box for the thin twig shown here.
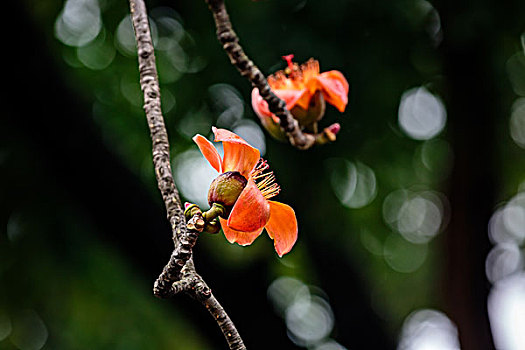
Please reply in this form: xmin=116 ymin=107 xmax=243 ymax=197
xmin=128 ymin=0 xmax=246 ymax=348
xmin=205 ymin=0 xmax=336 ymax=150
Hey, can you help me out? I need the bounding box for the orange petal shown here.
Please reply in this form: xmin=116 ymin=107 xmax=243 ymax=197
xmin=222 ymin=142 xmax=260 ymax=178
xmin=251 ymin=88 xmax=308 ymax=123
xmin=265 ymin=201 xmax=298 ymax=257
xmin=251 ymin=88 xmax=273 ymax=120
xmin=315 ymin=70 xmax=349 ymax=112
xmin=220 ymin=218 xmax=264 ymax=246
xmin=213 ymin=127 xmax=253 ymax=146
xmin=192 ymin=134 xmax=222 ymax=173
xmin=293 ymin=89 xmax=314 ymax=111
xmin=275 ymin=89 xmax=308 ymax=111
xmin=228 ymin=179 xmax=270 ymax=232
xmin=212 ymin=127 xmax=260 ymax=177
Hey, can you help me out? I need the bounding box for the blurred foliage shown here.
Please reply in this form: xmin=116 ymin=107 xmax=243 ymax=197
xmin=2 ymin=0 xmax=525 ymax=349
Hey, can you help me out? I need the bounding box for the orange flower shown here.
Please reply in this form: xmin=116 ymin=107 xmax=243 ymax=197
xmin=251 ymin=55 xmax=349 ymax=139
xmin=193 ymin=127 xmax=298 ymax=257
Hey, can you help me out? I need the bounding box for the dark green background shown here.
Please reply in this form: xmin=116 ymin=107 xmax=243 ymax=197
xmin=2 ymin=0 xmax=525 ymax=349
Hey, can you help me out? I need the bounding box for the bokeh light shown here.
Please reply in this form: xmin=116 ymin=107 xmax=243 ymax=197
xmin=326 ymin=159 xmax=377 ymax=209
xmin=487 ymin=189 xmax=525 ymax=347
xmin=502 ymin=192 xmax=525 ymax=243
xmin=267 ymin=277 xmax=309 ymax=317
xmin=415 ymin=0 xmax=442 ymax=46
xmin=55 ymin=0 xmax=102 ymax=47
xmin=383 ymin=189 xmax=447 ymax=244
xmin=510 ymin=98 xmax=525 ymax=149
xmin=506 ymin=53 xmax=525 ymax=97
xmin=383 ymin=233 xmax=428 ymax=273
xmin=9 ymin=310 xmax=48 ymax=350
xmin=173 ymin=149 xmax=218 ymax=208
xmin=286 ymin=295 xmax=334 ymax=346
xmin=120 ymin=75 xmax=143 ymax=108
xmin=115 ymin=14 xmax=158 ymax=57
xmin=360 ymin=229 xmax=383 ymax=256
xmin=177 ymin=106 xmax=213 ymax=139
xmin=151 ymin=7 xmax=185 ymax=42
xmin=312 ymin=340 xmax=348 ymax=350
xmin=267 ymin=277 xmax=340 ymax=348
xmin=489 ymin=207 xmax=519 ymax=244
xmin=488 ymin=273 xmax=525 ymax=350
xmin=398 ymin=309 xmax=460 ymax=350
xmin=209 ymin=84 xmax=245 ymax=128
xmin=418 ymin=138 xmax=453 ymax=181
xmin=398 ymin=87 xmax=446 ymax=140
xmin=76 ymin=29 xmax=115 ymax=70
xmin=485 ymin=243 xmax=522 ymax=283
xmin=161 ymin=89 xmax=177 ymax=114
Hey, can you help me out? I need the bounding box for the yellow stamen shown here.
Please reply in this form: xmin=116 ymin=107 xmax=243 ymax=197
xmin=251 ymin=159 xmax=281 ymax=199
xmin=267 ymin=58 xmax=320 ymax=91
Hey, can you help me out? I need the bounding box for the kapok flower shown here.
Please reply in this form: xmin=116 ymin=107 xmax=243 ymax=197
xmin=193 ymin=127 xmax=298 ymax=257
xmin=251 ymin=55 xmax=349 ymax=139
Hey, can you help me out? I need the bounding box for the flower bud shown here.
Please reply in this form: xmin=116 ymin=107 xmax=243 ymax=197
xmin=208 ymin=171 xmax=248 ymax=210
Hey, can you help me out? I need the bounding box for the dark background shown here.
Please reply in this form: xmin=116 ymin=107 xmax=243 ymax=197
xmin=2 ymin=0 xmax=525 ymax=349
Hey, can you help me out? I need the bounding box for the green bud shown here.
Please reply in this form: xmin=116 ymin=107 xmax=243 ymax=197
xmin=208 ymin=171 xmax=248 ymax=211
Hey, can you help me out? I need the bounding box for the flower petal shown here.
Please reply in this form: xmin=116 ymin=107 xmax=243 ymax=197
xmin=265 ymin=201 xmax=298 ymax=257
xmin=315 ymin=70 xmax=349 ymax=112
xmin=220 ymin=218 xmax=264 ymax=246
xmin=251 ymin=88 xmax=308 ymax=123
xmin=251 ymin=88 xmax=273 ymax=120
xmin=213 ymin=127 xmax=253 ymax=146
xmin=192 ymin=134 xmax=222 ymax=173
xmin=228 ymin=179 xmax=270 ymax=232
xmin=212 ymin=127 xmax=260 ymax=177
xmin=276 ymin=89 xmax=308 ymax=111
xmin=222 ymin=142 xmax=260 ymax=177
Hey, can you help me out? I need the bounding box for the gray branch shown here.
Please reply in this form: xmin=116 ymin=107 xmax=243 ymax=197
xmin=128 ymin=0 xmax=245 ymax=348
xmin=205 ymin=0 xmax=337 ymax=150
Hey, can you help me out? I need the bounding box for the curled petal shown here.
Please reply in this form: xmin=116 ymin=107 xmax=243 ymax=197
xmin=265 ymin=201 xmax=298 ymax=257
xmin=213 ymin=127 xmax=260 ymax=177
xmin=251 ymin=88 xmax=308 ymax=123
xmin=315 ymin=70 xmax=349 ymax=112
xmin=220 ymin=218 xmax=264 ymax=246
xmin=228 ymin=179 xmax=270 ymax=232
xmin=251 ymin=88 xmax=274 ymax=120
xmin=251 ymin=89 xmax=286 ymax=141
xmin=192 ymin=134 xmax=222 ymax=173
xmin=275 ymin=89 xmax=309 ymax=111
xmin=213 ymin=127 xmax=253 ymax=146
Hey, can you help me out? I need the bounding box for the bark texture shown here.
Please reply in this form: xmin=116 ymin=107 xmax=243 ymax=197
xmin=205 ymin=0 xmax=337 ymax=150
xmin=128 ymin=1 xmax=245 ymax=348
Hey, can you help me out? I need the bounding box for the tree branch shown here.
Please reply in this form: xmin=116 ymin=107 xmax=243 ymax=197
xmin=128 ymin=0 xmax=245 ymax=348
xmin=205 ymin=0 xmax=336 ymax=150
xmin=128 ymin=0 xmax=185 ymax=247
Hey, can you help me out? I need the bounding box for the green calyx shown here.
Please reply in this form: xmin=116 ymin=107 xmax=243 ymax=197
xmin=184 ymin=203 xmax=225 ymax=234
xmin=207 ymin=171 xmax=248 ymax=212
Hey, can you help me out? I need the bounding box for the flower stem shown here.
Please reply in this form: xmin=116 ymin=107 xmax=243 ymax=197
xmin=205 ymin=0 xmax=338 ymax=150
